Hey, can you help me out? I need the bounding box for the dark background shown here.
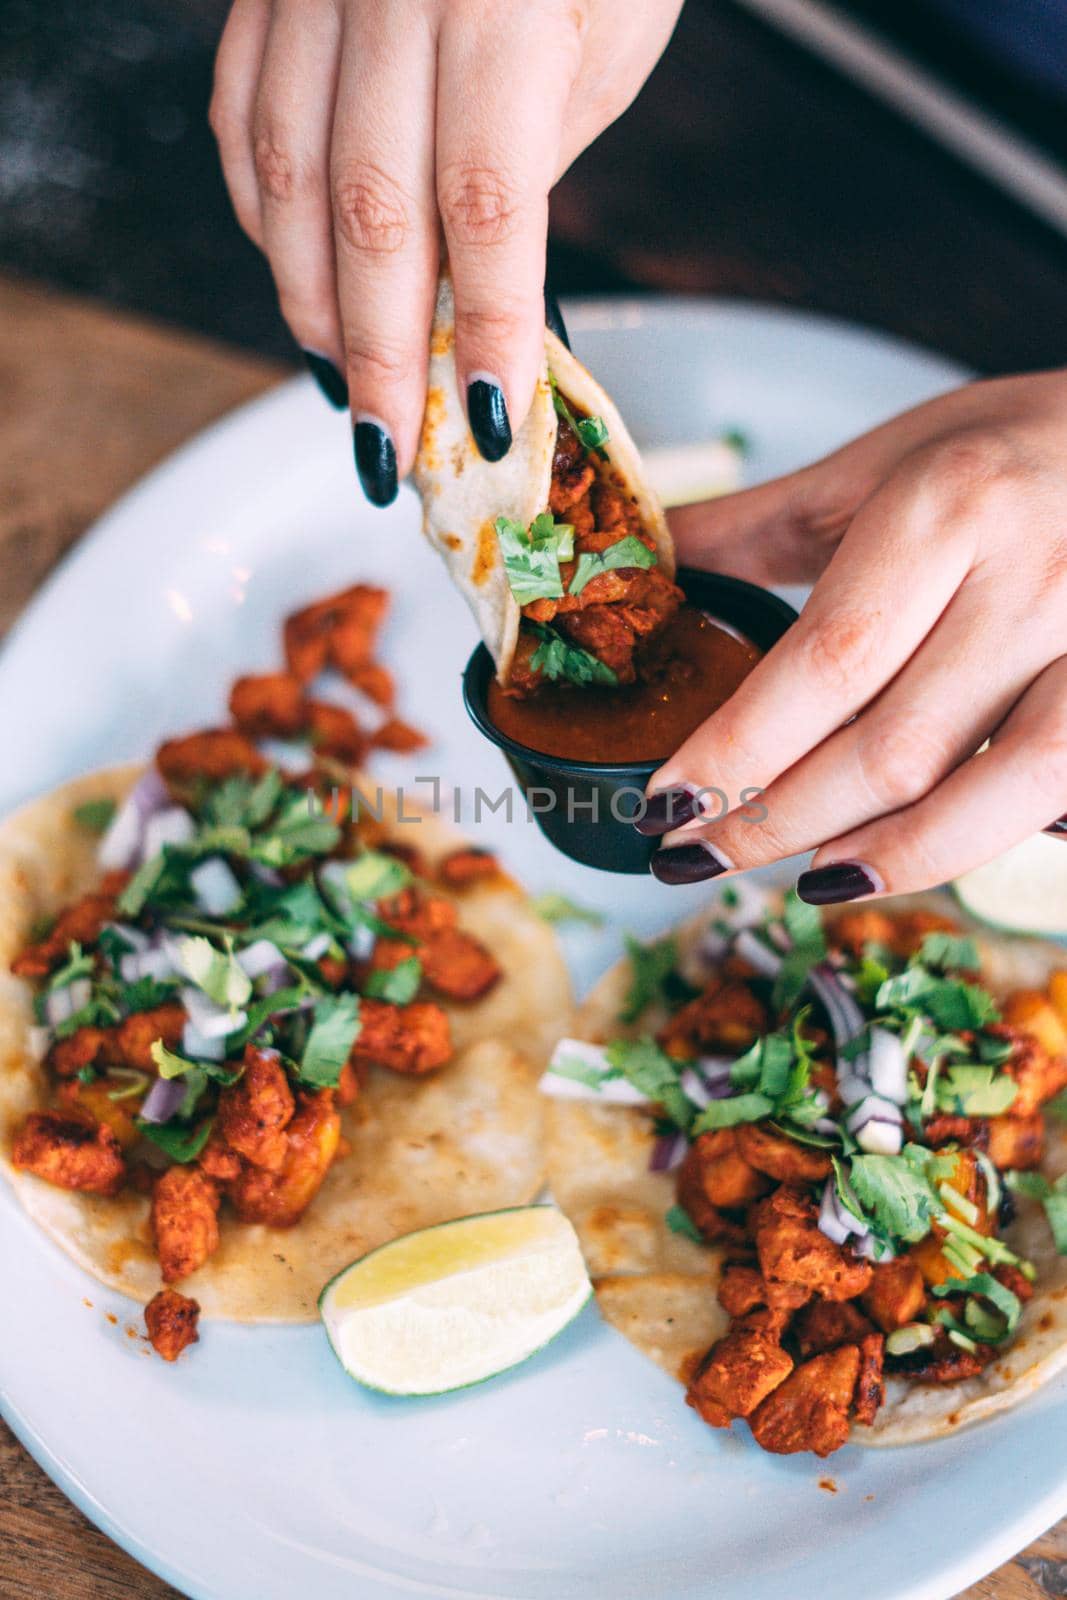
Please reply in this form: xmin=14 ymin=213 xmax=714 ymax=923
xmin=1 ymin=0 xmax=1066 ymax=373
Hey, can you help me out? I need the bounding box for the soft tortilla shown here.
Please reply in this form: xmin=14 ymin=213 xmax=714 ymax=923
xmin=0 ymin=766 xmax=573 ymax=1322
xmin=414 ymin=275 xmax=674 ymax=685
xmin=545 ymin=888 xmax=1067 ymax=1445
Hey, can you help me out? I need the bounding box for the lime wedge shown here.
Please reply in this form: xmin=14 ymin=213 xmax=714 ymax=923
xmin=643 ymin=438 xmax=743 ymax=508
xmin=954 ymin=832 xmax=1067 ymax=937
xmin=319 ymin=1207 xmax=592 ymax=1395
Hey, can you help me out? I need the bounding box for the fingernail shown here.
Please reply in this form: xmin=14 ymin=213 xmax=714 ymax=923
xmin=467 ymin=377 xmax=512 ymax=462
xmin=1044 ymin=815 xmax=1067 ymax=837
xmin=650 ymin=841 xmax=733 ymax=886
xmin=634 ymin=785 xmax=701 ymax=837
xmin=303 ymin=350 xmax=348 ymax=410
xmin=353 ymin=418 xmax=397 ymax=507
xmin=544 ymin=289 xmax=570 ymax=350
xmin=796 ymin=860 xmax=883 ymax=905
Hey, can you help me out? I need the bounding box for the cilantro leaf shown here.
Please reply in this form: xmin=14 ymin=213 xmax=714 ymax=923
xmin=252 ymin=791 xmax=340 ymax=867
xmin=204 ymin=769 xmax=284 ymax=830
xmin=567 ymin=537 xmax=655 ymax=599
xmin=527 ymin=624 xmax=618 ymax=687
xmin=364 ymin=957 xmax=423 ymax=1005
xmin=604 ymin=1037 xmax=693 ymax=1130
xmin=495 ymin=513 xmax=575 ymax=606
xmin=619 ymin=935 xmax=680 ymax=1024
xmin=691 ymin=1092 xmax=776 ymax=1131
xmin=47 ymin=942 xmax=95 ymax=993
xmin=342 ymin=850 xmax=412 ymax=904
xmin=848 ymin=1151 xmax=939 ymax=1244
xmin=576 ymin=415 xmax=610 ymax=452
xmin=175 ymin=935 xmax=252 ymax=1010
xmin=932 ymin=1272 xmax=1021 ymax=1343
xmin=298 ymin=994 xmax=361 ymax=1088
xmin=918 ymin=932 xmax=980 ymax=973
xmin=137 ymin=1116 xmax=214 ymax=1163
xmin=72 ymin=797 xmax=117 ymax=834
xmin=773 ymin=893 xmax=827 ymax=1011
xmin=936 ymin=1062 xmax=1018 ymax=1117
xmin=550 ymin=1052 xmax=615 ymax=1090
xmin=530 ymin=893 xmax=604 ymax=927
xmin=665 ymin=1203 xmax=704 ymax=1245
xmin=1006 ymin=1170 xmax=1067 ymax=1254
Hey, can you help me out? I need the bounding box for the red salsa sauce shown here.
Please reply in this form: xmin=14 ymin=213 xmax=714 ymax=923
xmin=487 ymin=605 xmax=761 ymax=764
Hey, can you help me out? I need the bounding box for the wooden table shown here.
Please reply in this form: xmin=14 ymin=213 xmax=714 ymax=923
xmin=0 ymin=274 xmax=1065 ymax=1600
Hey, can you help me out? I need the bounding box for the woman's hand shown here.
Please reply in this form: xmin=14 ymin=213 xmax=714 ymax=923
xmin=639 ymin=372 xmax=1067 ymax=902
xmin=210 ymin=0 xmax=682 ymax=504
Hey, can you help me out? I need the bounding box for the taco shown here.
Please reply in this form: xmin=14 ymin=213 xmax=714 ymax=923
xmin=542 ymin=887 xmax=1067 ymax=1454
xmin=414 ymin=276 xmax=679 ymax=694
xmin=0 ymin=589 xmax=570 ymax=1364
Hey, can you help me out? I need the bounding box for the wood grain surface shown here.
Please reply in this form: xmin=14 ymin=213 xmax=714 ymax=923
xmin=0 ymin=281 xmax=1063 ymax=1600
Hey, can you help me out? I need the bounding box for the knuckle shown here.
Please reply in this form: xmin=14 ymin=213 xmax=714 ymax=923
xmin=453 ymin=301 xmax=527 ymax=352
xmin=857 ymin=713 xmax=949 ymax=812
xmin=794 ymin=607 xmax=882 ymax=697
xmin=331 ymin=162 xmax=411 ymax=255
xmin=252 ymin=123 xmax=302 ymax=204
xmin=341 ymin=331 xmax=410 ymax=388
xmin=438 ymin=162 xmax=526 ymax=248
xmin=918 ymin=428 xmax=1028 ymax=518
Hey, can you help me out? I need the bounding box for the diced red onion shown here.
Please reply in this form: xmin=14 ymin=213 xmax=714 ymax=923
xmin=302 ymin=932 xmax=332 ymax=962
xmin=140 ymin=1075 xmax=188 ymax=1124
xmin=142 ymin=806 xmax=196 ymax=862
xmin=190 ymin=857 xmax=242 ymax=917
xmin=837 ymin=1072 xmax=871 ymax=1108
xmin=818 ymin=1176 xmax=869 ymax=1244
xmin=679 ymin=1068 xmax=713 ymax=1108
xmin=813 ymin=1117 xmax=840 ymax=1136
xmin=43 ymin=978 xmax=92 ymax=1028
xmin=97 ymin=771 xmax=170 ymax=872
xmin=845 ymin=1093 xmax=902 ymax=1136
xmin=249 ymin=862 xmax=284 ymax=888
xmin=181 ymin=985 xmax=246 ymax=1040
xmin=808 ymin=964 xmax=865 ymax=1047
xmin=868 ymin=1026 xmax=908 ymax=1105
xmin=120 ymin=945 xmax=179 ymax=984
xmin=649 ymin=1131 xmax=689 ymax=1173
xmin=181 ymin=1020 xmax=227 ymax=1062
xmin=856 ymin=1233 xmax=896 ymax=1262
xmin=696 ymin=925 xmax=731 ymax=967
xmin=237 ymin=939 xmax=287 ymax=981
xmin=733 ymin=928 xmax=783 ymax=978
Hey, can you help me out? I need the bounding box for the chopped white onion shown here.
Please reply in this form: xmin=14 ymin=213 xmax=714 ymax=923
xmin=539 ymin=1039 xmax=650 ymax=1104
xmin=27 ymin=1026 xmax=52 ymax=1062
xmin=97 ymin=771 xmax=170 ymax=871
xmin=733 ymin=928 xmax=783 ymax=978
xmin=302 ymin=932 xmax=332 ymax=962
xmin=142 ymin=806 xmax=196 ymax=861
xmin=120 ymin=945 xmax=178 ymax=984
xmin=845 ymin=1093 xmax=903 ymax=1136
xmin=854 ymin=1119 xmax=904 ymax=1156
xmin=868 ymin=1026 xmax=908 ymax=1105
xmin=237 ymin=939 xmax=287 ymax=981
xmin=182 ymin=1020 xmax=227 ymax=1062
xmin=181 ymin=985 xmax=246 ymax=1040
xmin=809 ymin=964 xmax=866 ymax=1046
xmin=856 ymin=1232 xmax=897 ymax=1262
xmin=680 ymin=1068 xmax=714 ymax=1108
xmin=837 ymin=1072 xmax=871 ymax=1107
xmin=190 ymin=856 xmax=243 ymax=917
xmin=347 ymin=923 xmax=377 ymax=962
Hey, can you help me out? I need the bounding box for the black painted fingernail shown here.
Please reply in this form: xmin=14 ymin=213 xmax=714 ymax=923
xmin=634 ymin=786 xmax=701 ymax=837
xmin=1044 ymin=815 xmax=1067 ymax=837
xmin=302 ymin=350 xmax=348 ymax=410
xmin=545 ymin=289 xmax=570 ymax=350
xmin=353 ymin=419 xmax=397 ymax=507
xmin=650 ymin=841 xmax=733 ymax=886
xmin=796 ymin=860 xmax=883 ymax=905
xmin=467 ymin=378 xmax=512 ymax=462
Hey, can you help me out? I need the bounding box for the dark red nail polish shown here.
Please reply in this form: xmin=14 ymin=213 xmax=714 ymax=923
xmin=1044 ymin=815 xmax=1067 ymax=837
xmin=650 ymin=841 xmax=732 ymax=886
xmin=634 ymin=786 xmax=700 ymax=837
xmin=796 ymin=860 xmax=882 ymax=905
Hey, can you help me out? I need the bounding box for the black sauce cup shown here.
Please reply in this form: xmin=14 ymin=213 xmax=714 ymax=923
xmin=462 ymin=568 xmax=799 ymax=873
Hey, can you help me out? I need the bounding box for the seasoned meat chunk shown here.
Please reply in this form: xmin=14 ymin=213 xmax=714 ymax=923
xmin=370 ymin=716 xmax=428 ymax=753
xmin=736 ymin=1122 xmax=833 ymax=1183
xmin=57 ymin=1078 xmax=142 ymax=1149
xmin=687 ymin=1312 xmax=794 ymax=1425
xmin=305 ymin=700 xmax=367 ymax=763
xmin=46 ymin=1003 xmax=186 ymax=1079
xmin=215 ymin=1047 xmax=295 ymax=1172
xmin=157 ymin=728 xmax=265 ymax=785
xmin=348 ymin=660 xmax=395 ymax=709
xmin=658 ymin=978 xmax=767 ymax=1059
xmin=152 ymin=1165 xmax=220 ymax=1284
xmin=994 ymin=1021 xmax=1067 ymax=1116
xmin=853 ymin=1332 xmax=886 ymax=1426
xmin=793 ymin=1298 xmax=875 ymax=1358
xmin=12 ymin=1112 xmax=125 ymax=1197
xmin=754 ymin=1187 xmax=872 ymax=1302
xmin=229 ymin=672 xmax=307 ymax=737
xmin=986 ymin=1112 xmax=1045 ymax=1171
xmin=717 ymin=1266 xmax=770 ymax=1319
xmin=1000 ymin=993 xmax=1067 ymax=1067
xmin=228 ymin=1090 xmax=341 ymax=1227
xmin=283 ymin=584 xmax=389 ymax=683
xmin=749 ymin=1346 xmax=861 ymax=1457
xmin=197 ymin=1131 xmax=243 ymax=1182
xmin=679 ymin=1131 xmax=772 ymax=1211
xmin=12 ymin=877 xmax=126 ymax=979
xmin=675 ymin=1156 xmax=753 ymax=1255
xmin=145 ymin=1289 xmax=201 ymax=1362
xmin=860 ymin=1257 xmax=927 ymax=1333
xmin=437 ymin=848 xmax=501 ymax=889
xmin=350 ymin=999 xmax=453 ymax=1075
xmin=372 ymin=887 xmax=500 ymax=1001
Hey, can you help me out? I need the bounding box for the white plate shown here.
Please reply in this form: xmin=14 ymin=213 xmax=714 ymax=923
xmin=2 ymin=298 xmax=1064 ymax=1600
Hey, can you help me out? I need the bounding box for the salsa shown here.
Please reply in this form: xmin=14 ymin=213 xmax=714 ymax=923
xmin=487 ymin=605 xmax=761 ymax=763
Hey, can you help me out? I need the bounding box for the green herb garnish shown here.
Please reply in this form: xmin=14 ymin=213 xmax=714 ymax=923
xmin=495 ymin=513 xmax=575 ymax=606
xmin=568 ymin=537 xmax=655 ymax=599
xmin=527 ymin=624 xmax=618 ymax=688
xmin=530 ymin=893 xmax=604 ymax=928
xmin=72 ymin=797 xmax=117 ymax=834
xmin=298 ymin=994 xmax=361 ymax=1088
xmin=364 ymin=957 xmax=423 ymax=1006
xmin=604 ymin=1037 xmax=694 ymax=1131
xmin=665 ymin=1203 xmax=704 ymax=1244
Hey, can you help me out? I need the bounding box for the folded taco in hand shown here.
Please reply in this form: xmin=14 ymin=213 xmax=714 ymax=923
xmin=542 ymin=887 xmax=1067 ymax=1455
xmin=415 ymin=276 xmax=679 ymax=695
xmin=0 ymin=587 xmax=570 ymax=1364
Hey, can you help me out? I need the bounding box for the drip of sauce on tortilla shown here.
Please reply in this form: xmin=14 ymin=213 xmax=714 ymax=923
xmin=487 ymin=606 xmax=761 ymax=763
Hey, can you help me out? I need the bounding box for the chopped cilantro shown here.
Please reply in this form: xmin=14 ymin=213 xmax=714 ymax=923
xmin=137 ymin=1115 xmax=214 ymax=1163
xmin=527 ymin=624 xmax=618 ymax=687
xmin=691 ymin=1091 xmax=775 ymax=1131
xmin=773 ymin=891 xmax=827 ymax=1010
xmin=365 ymin=957 xmax=423 ymax=1005
xmin=530 ymin=893 xmax=604 ymax=928
xmin=550 ymin=380 xmax=610 ymax=458
xmin=252 ymin=791 xmax=340 ymax=867
xmin=721 ymin=427 xmax=749 ymax=455
xmin=936 ymin=1062 xmax=1018 ymax=1117
xmin=567 ymin=537 xmax=655 ymax=599
xmin=1006 ymin=1170 xmax=1067 ymax=1254
xmin=298 ymin=994 xmax=361 ymax=1088
xmin=619 ymin=935 xmax=681 ymax=1024
xmin=175 ymin=935 xmax=252 ymax=1010
xmin=604 ymin=1037 xmax=693 ymax=1130
xmin=72 ymin=797 xmax=117 ymax=834
xmin=550 ymin=1052 xmax=615 ymax=1090
xmin=847 ymin=1151 xmax=939 ymax=1244
xmin=918 ymin=932 xmax=980 ymax=973
xmin=665 ymin=1203 xmax=704 ymax=1245
xmin=495 ymin=512 xmax=575 ymax=606
xmin=342 ymin=850 xmax=411 ymax=904
xmin=46 ymin=942 xmax=95 ymax=993
xmin=204 ymin=769 xmax=283 ymax=830
xmin=932 ymin=1272 xmax=1021 ymax=1344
